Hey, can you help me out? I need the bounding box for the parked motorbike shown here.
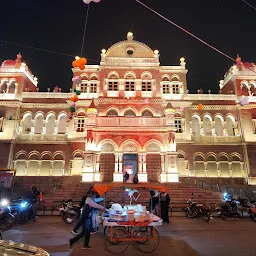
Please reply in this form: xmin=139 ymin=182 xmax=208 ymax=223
xmin=238 ymin=198 xmax=256 ymax=222
xmin=216 ymin=193 xmax=242 ymax=219
xmin=59 ymin=200 xmax=80 ymax=224
xmin=11 ymin=197 xmax=34 ymax=224
xmin=184 ymin=193 xmax=210 ymax=222
xmin=0 ymin=198 xmax=15 ymax=229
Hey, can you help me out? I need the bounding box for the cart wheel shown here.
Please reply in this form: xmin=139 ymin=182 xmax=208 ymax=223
xmin=104 ymin=227 xmax=129 ymax=254
xmin=134 ymin=227 xmax=160 ymax=253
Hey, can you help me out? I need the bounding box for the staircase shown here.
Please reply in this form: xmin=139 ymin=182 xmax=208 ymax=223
xmin=13 ymin=176 xmax=223 ymax=215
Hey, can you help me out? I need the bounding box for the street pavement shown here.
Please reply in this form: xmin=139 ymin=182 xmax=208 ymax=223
xmin=2 ymin=216 xmax=256 ymax=256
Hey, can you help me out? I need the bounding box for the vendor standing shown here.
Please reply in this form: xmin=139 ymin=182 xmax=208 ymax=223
xmin=69 ymin=189 xmax=106 ymax=250
xmin=149 ymin=190 xmax=159 ymax=214
xmin=160 ymin=192 xmax=170 ymax=224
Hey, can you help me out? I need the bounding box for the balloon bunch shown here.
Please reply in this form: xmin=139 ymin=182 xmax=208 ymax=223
xmin=72 ymin=56 xmax=87 ymax=70
xmin=72 ymin=76 xmax=82 ymax=85
xmin=83 ymin=0 xmax=101 ymax=4
xmin=68 ymin=89 xmax=81 ymax=121
xmin=197 ymin=104 xmax=203 ymax=110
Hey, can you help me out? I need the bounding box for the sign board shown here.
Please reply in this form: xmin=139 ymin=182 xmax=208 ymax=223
xmin=0 ymin=170 xmax=15 ymax=189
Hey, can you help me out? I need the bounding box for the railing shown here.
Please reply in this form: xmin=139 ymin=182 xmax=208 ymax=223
xmin=192 ymin=135 xmax=241 ymax=144
xmin=17 ymin=133 xmax=68 ymax=141
xmin=0 ymin=94 xmax=22 ymax=100
xmin=97 ymin=117 xmax=165 ymax=127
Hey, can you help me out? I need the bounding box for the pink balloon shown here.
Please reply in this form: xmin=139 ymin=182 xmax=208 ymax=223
xmin=83 ymin=0 xmax=101 ymax=4
xmin=71 ymin=102 xmax=76 ymax=107
xmin=72 ymin=76 xmax=81 ymax=84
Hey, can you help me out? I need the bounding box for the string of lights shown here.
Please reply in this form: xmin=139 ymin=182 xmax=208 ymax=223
xmin=241 ymin=0 xmax=256 ymax=12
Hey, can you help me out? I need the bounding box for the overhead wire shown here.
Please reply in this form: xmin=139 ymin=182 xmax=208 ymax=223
xmin=135 ymin=0 xmax=236 ymax=62
xmin=241 ymin=0 xmax=256 ymax=12
xmin=80 ymin=4 xmax=90 ymax=57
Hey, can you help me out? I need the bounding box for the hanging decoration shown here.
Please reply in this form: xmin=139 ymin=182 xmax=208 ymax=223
xmin=72 ymin=56 xmax=87 ymax=70
xmin=197 ymin=104 xmax=203 ymax=110
xmin=67 ymin=88 xmax=81 ymax=121
xmin=72 ymin=76 xmax=82 ymax=85
xmin=83 ymin=0 xmax=101 ymax=4
xmin=180 ymin=106 xmax=185 ymax=112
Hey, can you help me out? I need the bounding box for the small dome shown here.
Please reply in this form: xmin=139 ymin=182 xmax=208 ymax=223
xmin=2 ymin=60 xmax=16 ymax=66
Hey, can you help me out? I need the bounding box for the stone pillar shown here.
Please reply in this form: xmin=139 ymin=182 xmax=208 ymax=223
xmin=113 ymin=152 xmax=123 ymax=182
xmin=50 ymin=161 xmax=54 ymax=176
xmin=25 ymin=161 xmax=29 ymax=176
xmin=160 ymin=153 xmax=167 ymax=182
xmin=217 ymin=162 xmax=221 ymax=177
xmin=38 ymin=161 xmax=41 ymax=176
xmin=228 ymin=162 xmax=233 ymax=177
xmin=54 ymin=120 xmax=58 ymax=135
xmin=94 ymin=152 xmax=101 ymax=181
xmin=82 ymin=152 xmax=96 ymax=182
xmin=138 ymin=153 xmax=148 ymax=182
xmin=165 ymin=152 xmax=179 ymax=182
xmin=42 ymin=120 xmax=46 ymax=134
xmin=204 ymin=162 xmax=208 ymax=177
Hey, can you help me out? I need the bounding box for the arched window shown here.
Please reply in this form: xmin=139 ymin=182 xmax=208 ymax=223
xmin=34 ymin=113 xmax=44 ymax=134
xmin=27 ymin=153 xmax=40 ymax=176
xmin=214 ymin=116 xmax=224 ymax=136
xmin=57 ymin=114 xmax=67 ymax=134
xmin=142 ymin=110 xmax=153 ymax=117
xmin=80 ymin=76 xmax=88 ymax=93
xmin=8 ymin=81 xmax=16 ymax=93
xmin=194 ymin=155 xmax=205 ymax=177
xmin=53 ymin=153 xmax=65 ymax=176
xmin=41 ymin=154 xmax=52 ymax=176
xmin=124 ymin=110 xmax=136 ymax=117
xmin=250 ymin=81 xmax=256 ymax=96
xmin=203 ymin=116 xmax=212 ymax=135
xmin=162 ymin=76 xmax=170 ymax=94
xmin=108 ymin=73 xmax=119 ymax=91
xmin=191 ymin=116 xmax=200 ymax=136
xmin=89 ymin=76 xmax=98 ymax=93
xmin=22 ymin=113 xmax=32 ymax=134
xmin=226 ymin=116 xmax=235 ymax=136
xmin=171 ymin=76 xmax=180 ymax=94
xmin=207 ymin=155 xmax=218 ymax=177
xmin=219 ymin=155 xmax=230 ymax=177
xmin=107 ymin=109 xmax=118 ymax=117
xmin=76 ymin=112 xmax=86 ymax=132
xmin=141 ymin=73 xmax=153 ymax=92
xmin=175 ymin=113 xmax=182 ymax=133
xmin=71 ymin=151 xmax=84 ymax=175
xmin=125 ymin=73 xmax=135 ymax=91
xmin=45 ymin=114 xmax=56 ymax=135
xmin=231 ymin=155 xmax=243 ymax=177
xmin=0 ymin=81 xmax=7 ymax=93
xmin=241 ymin=81 xmax=248 ymax=93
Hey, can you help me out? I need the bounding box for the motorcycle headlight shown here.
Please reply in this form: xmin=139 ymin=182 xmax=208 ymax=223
xmin=20 ymin=201 xmax=28 ymax=208
xmin=0 ymin=199 xmax=10 ymax=207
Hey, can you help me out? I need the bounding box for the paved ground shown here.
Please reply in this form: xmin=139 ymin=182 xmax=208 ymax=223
xmin=1 ymin=216 xmax=256 ymax=256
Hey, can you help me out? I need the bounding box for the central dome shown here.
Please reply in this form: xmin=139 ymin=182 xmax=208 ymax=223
xmin=105 ymin=32 xmax=155 ymax=58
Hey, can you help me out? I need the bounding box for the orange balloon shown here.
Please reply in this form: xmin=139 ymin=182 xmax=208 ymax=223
xmin=79 ymin=65 xmax=85 ymax=70
xmin=72 ymin=60 xmax=77 ymax=68
xmin=70 ymin=97 xmax=74 ymax=101
xmin=198 ymin=104 xmax=203 ymax=110
xmin=73 ymin=94 xmax=79 ymax=102
xmin=80 ymin=57 xmax=87 ymax=65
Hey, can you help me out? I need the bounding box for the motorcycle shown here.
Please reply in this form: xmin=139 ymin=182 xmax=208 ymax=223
xmin=184 ymin=193 xmax=210 ymax=222
xmin=216 ymin=193 xmax=242 ymax=219
xmin=11 ymin=197 xmax=34 ymax=224
xmin=59 ymin=200 xmax=81 ymax=224
xmin=238 ymin=198 xmax=256 ymax=222
xmin=0 ymin=198 xmax=15 ymax=229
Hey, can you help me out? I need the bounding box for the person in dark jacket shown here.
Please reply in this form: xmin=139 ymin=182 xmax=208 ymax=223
xmin=30 ymin=186 xmax=40 ymax=222
xmin=69 ymin=189 xmax=106 ymax=250
xmin=72 ymin=188 xmax=92 ymax=234
xmin=149 ymin=190 xmax=159 ymax=213
xmin=160 ymin=192 xmax=171 ymax=223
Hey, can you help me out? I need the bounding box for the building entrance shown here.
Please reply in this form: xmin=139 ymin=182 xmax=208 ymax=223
xmin=123 ymin=154 xmax=138 ymax=183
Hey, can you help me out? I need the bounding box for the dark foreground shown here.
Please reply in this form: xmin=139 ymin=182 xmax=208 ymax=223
xmin=2 ymin=216 xmax=256 ymax=256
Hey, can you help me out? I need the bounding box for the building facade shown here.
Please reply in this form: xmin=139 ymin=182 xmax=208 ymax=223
xmin=1 ymin=33 xmax=256 ymax=185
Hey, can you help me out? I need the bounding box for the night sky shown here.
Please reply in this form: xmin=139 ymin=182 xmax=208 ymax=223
xmin=1 ymin=0 xmax=255 ymax=93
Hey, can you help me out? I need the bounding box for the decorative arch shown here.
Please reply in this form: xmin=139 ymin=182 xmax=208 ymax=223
xmin=191 ymin=114 xmax=201 ymax=136
xmin=8 ymin=81 xmax=16 ymax=93
xmin=218 ymin=153 xmax=230 ymax=162
xmin=177 ymin=150 xmax=187 ymax=159
xmin=28 ymin=151 xmax=40 ymax=160
xmin=15 ymin=151 xmax=28 ymax=160
xmin=34 ymin=112 xmax=44 ymax=134
xmin=230 ymin=153 xmax=242 ymax=161
xmin=22 ymin=112 xmax=33 ymax=134
xmin=22 ymin=112 xmax=33 ymax=120
xmin=45 ymin=112 xmax=56 ymax=120
xmin=194 ymin=153 xmax=206 ymax=177
xmin=45 ymin=113 xmax=56 ymax=135
xmin=53 ymin=151 xmax=65 ymax=160
xmin=203 ymin=114 xmax=212 ymax=135
xmin=140 ymin=107 xmax=155 ymax=117
xmin=90 ymin=74 xmax=99 ymax=80
xmin=141 ymin=71 xmax=152 ymax=80
xmin=124 ymin=71 xmax=136 ymax=79
xmin=206 ymin=153 xmax=218 ymax=177
xmin=214 ymin=114 xmax=224 ymax=136
xmin=171 ymin=75 xmax=180 ymax=81
xmin=98 ymin=139 xmax=118 ymax=152
xmin=226 ymin=114 xmax=235 ymax=136
xmin=107 ymin=71 xmax=119 ymax=79
xmin=106 ymin=106 xmax=119 ymax=116
xmin=143 ymin=139 xmax=164 ymax=152
xmin=177 ymin=151 xmax=187 ymax=177
xmin=76 ymin=109 xmax=87 ymax=116
xmin=41 ymin=151 xmax=53 ymax=160
xmin=80 ymin=73 xmax=89 ymax=80
xmin=206 ymin=153 xmax=217 ymax=161
xmin=34 ymin=111 xmax=44 ymax=119
xmin=120 ymin=139 xmax=141 ymax=152
xmin=58 ymin=112 xmax=68 ymax=120
xmin=121 ymin=106 xmax=138 ymax=116
xmin=73 ymin=150 xmax=84 ymax=159
xmin=161 ymin=75 xmax=171 ymax=81
xmin=230 ymin=153 xmax=243 ymax=177
xmin=57 ymin=113 xmax=68 ymax=134
xmin=0 ymin=80 xmax=8 ymax=93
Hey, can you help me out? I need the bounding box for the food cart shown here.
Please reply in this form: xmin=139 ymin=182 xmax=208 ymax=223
xmin=93 ymin=183 xmax=166 ymax=254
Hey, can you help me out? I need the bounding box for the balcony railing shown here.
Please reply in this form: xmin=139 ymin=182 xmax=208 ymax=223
xmin=97 ymin=117 xmax=165 ymax=127
xmin=192 ymin=135 xmax=241 ymax=144
xmin=17 ymin=133 xmax=68 ymax=141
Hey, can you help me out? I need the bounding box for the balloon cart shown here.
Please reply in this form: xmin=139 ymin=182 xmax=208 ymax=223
xmin=93 ymin=183 xmax=165 ymax=254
